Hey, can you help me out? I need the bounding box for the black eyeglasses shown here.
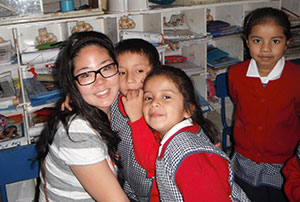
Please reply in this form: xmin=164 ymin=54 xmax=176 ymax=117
xmin=74 ymin=63 xmax=118 ymax=86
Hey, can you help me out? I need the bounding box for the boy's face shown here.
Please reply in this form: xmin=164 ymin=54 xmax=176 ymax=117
xmin=117 ymin=52 xmax=152 ymax=95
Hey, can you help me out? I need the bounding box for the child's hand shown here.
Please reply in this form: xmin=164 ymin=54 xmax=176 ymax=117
xmin=215 ymin=142 xmax=221 ymax=148
xmin=61 ymin=94 xmax=73 ymax=111
xmin=122 ymin=89 xmax=143 ymax=122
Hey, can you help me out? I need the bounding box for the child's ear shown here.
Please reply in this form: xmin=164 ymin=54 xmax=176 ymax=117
xmin=184 ymin=104 xmax=195 ymax=119
xmin=285 ymin=38 xmax=292 ymax=50
xmin=245 ymin=38 xmax=250 ymax=48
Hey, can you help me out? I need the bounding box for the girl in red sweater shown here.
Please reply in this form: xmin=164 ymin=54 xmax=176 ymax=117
xmin=228 ymin=7 xmax=300 ymax=202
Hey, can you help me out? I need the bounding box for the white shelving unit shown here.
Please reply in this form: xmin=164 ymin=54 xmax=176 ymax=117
xmin=0 ymin=0 xmax=281 ymax=146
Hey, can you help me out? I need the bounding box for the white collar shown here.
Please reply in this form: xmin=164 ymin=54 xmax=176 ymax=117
xmin=246 ymin=57 xmax=285 ymax=85
xmin=158 ymin=118 xmax=193 ymax=156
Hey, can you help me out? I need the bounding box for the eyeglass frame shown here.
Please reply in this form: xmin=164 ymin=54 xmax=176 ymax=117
xmin=74 ymin=62 xmax=119 ymax=86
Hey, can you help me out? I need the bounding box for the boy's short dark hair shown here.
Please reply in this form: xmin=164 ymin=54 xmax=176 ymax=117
xmin=115 ymin=38 xmax=161 ymax=69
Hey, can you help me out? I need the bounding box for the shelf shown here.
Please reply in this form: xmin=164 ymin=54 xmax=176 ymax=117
xmin=27 ymin=102 xmax=56 ymax=113
xmin=211 ymin=33 xmax=242 ymax=40
xmin=286 ymin=54 xmax=300 ymax=61
xmin=0 ymin=0 xmax=280 ymax=27
xmin=0 ymin=105 xmax=24 ymax=116
xmin=171 ymin=61 xmax=206 ymax=76
xmin=0 ymin=64 xmax=18 ymax=75
xmin=0 ymin=8 xmax=103 ymax=26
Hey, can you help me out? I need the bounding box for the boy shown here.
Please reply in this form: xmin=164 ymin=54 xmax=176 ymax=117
xmin=111 ymin=39 xmax=161 ymax=202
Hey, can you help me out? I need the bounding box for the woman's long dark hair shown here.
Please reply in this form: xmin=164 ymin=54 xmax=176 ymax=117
xmin=145 ymin=65 xmax=219 ymax=144
xmin=35 ymin=31 xmax=120 ymax=166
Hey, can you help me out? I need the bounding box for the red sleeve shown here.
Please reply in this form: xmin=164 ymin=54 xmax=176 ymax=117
xmin=175 ymin=153 xmax=231 ymax=202
xmin=128 ymin=117 xmax=159 ymax=178
xmin=283 ymin=155 xmax=300 ymax=202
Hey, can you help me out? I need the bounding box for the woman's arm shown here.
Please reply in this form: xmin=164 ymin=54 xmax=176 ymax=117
xmin=71 ymin=160 xmax=129 ymax=202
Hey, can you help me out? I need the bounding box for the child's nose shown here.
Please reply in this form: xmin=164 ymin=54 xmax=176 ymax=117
xmin=126 ymin=73 xmax=135 ymax=83
xmin=261 ymin=42 xmax=271 ymax=51
xmin=151 ymin=103 xmax=159 ymax=108
xmin=151 ymin=99 xmax=160 ymax=108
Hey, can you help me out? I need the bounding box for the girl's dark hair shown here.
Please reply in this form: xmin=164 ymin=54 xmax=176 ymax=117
xmin=115 ymin=38 xmax=161 ymax=71
xmin=144 ymin=65 xmax=219 ymax=144
xmin=243 ymin=7 xmax=292 ymax=40
xmin=35 ymin=31 xmax=120 ymax=166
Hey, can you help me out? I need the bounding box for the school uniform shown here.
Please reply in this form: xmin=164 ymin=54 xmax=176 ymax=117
xmin=228 ymin=58 xmax=300 ymax=201
xmin=110 ymin=92 xmax=156 ymax=202
xmin=128 ymin=117 xmax=160 ymax=202
xmin=131 ymin=118 xmax=249 ymax=202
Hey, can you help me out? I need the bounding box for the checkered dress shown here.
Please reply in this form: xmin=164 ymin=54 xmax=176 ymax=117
xmin=110 ymin=92 xmax=153 ymax=202
xmin=232 ymin=151 xmax=285 ymax=189
xmin=156 ymin=129 xmax=250 ymax=202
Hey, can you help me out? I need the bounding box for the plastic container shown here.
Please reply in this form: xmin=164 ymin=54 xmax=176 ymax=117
xmin=60 ymin=0 xmax=74 ymax=12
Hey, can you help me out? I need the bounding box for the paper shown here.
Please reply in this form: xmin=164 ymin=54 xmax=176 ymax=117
xmin=21 ymin=48 xmax=60 ymax=64
xmin=0 ymin=72 xmax=16 ymax=102
xmin=0 ymin=41 xmax=12 ymax=64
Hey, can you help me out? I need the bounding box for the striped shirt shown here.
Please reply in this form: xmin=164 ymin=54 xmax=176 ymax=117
xmin=39 ymin=116 xmax=117 ymax=202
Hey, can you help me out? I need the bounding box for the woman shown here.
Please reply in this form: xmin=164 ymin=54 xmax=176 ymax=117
xmin=35 ymin=31 xmax=129 ymax=202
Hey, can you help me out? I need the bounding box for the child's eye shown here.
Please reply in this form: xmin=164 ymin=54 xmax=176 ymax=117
xmin=253 ymin=39 xmax=261 ymax=44
xmin=144 ymin=96 xmax=152 ymax=101
xmin=137 ymin=69 xmax=144 ymax=73
xmin=163 ymin=95 xmax=171 ymax=99
xmin=119 ymin=72 xmax=125 ymax=76
xmin=272 ymin=40 xmax=280 ymax=44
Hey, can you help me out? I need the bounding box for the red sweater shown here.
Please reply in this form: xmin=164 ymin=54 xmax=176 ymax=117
xmin=283 ymin=155 xmax=300 ymax=202
xmin=228 ymin=60 xmax=300 ymax=164
xmin=129 ymin=119 xmax=232 ymax=202
xmin=119 ymin=96 xmax=160 ymax=202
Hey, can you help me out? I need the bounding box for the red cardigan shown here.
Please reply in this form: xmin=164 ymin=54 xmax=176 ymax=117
xmin=228 ymin=60 xmax=300 ymax=164
xmin=283 ymin=155 xmax=300 ymax=202
xmin=129 ymin=118 xmax=231 ymax=202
